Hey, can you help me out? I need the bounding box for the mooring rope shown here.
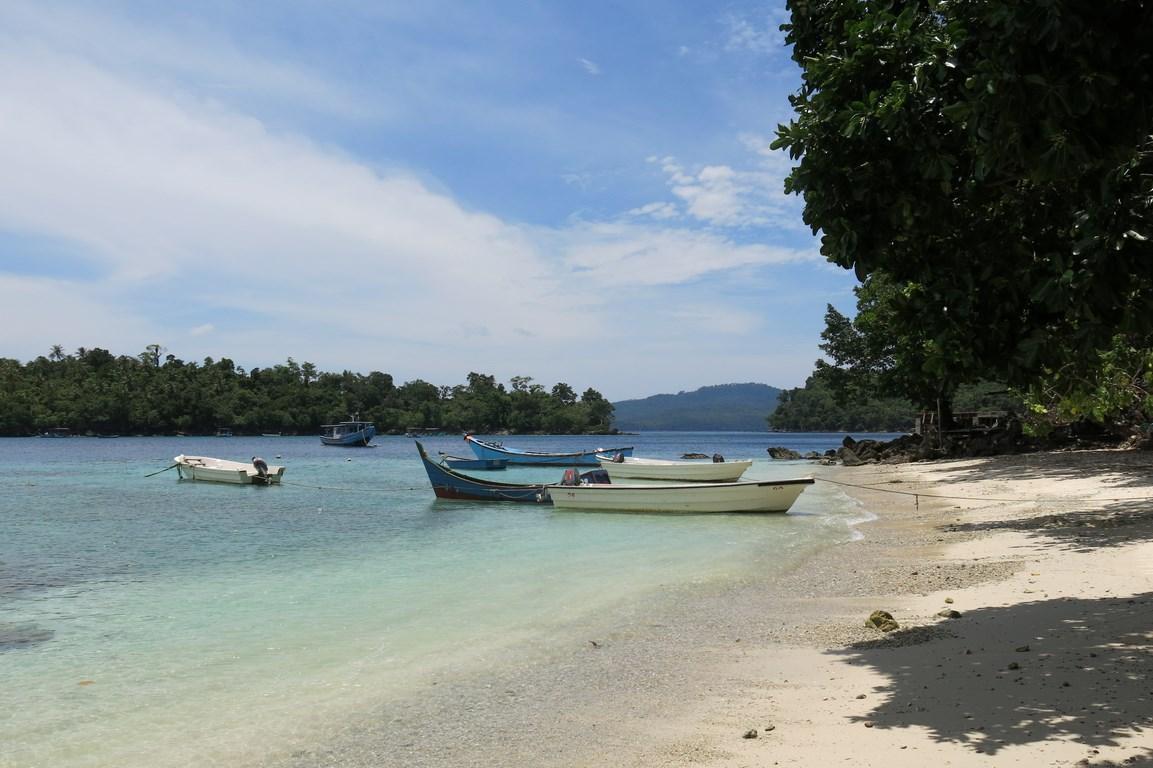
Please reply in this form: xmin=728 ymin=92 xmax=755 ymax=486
xmin=279 ymin=480 xmax=427 ymax=494
xmin=814 ymin=476 xmax=1153 ymax=506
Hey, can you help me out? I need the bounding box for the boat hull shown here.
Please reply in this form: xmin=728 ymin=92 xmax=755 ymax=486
xmin=465 ymin=435 xmax=634 ymax=466
xmin=417 ymin=442 xmax=549 ymax=502
xmin=596 ymin=456 xmax=753 ymax=482
xmin=174 ymin=455 xmax=285 ymax=485
xmin=546 ymin=478 xmax=812 ymax=513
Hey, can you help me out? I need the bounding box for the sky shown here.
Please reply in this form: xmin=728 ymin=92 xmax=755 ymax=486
xmin=0 ymin=0 xmax=859 ymax=402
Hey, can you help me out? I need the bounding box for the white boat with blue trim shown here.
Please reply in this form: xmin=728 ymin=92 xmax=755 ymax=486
xmin=596 ymin=454 xmax=753 ymax=482
xmin=546 ymin=477 xmax=812 ymax=513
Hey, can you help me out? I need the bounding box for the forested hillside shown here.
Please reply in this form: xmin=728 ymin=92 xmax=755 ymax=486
xmin=0 ymin=346 xmax=615 ymax=436
xmin=611 ymin=383 xmax=781 ymax=431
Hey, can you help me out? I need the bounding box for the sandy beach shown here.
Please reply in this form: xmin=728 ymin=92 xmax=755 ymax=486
xmin=275 ymin=448 xmax=1153 ymax=768
xmin=614 ymin=448 xmax=1153 ymax=768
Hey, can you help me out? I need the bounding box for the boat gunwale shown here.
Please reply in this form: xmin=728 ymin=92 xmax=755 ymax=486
xmin=466 ymin=436 xmax=634 ymax=461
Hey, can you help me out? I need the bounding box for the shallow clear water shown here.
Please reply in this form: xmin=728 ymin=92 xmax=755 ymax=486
xmin=0 ymin=432 xmax=893 ymax=767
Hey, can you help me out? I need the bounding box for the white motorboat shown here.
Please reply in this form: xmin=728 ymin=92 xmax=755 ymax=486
xmin=174 ymin=455 xmax=285 ymax=485
xmin=545 ymin=477 xmax=813 ymax=513
xmin=596 ymin=455 xmax=753 ymax=482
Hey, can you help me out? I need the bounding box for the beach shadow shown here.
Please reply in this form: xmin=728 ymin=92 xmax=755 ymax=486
xmin=829 ymin=594 xmax=1153 ymax=763
xmin=915 ymin=449 xmax=1153 ymax=492
xmin=948 ymin=497 xmax=1153 ymax=553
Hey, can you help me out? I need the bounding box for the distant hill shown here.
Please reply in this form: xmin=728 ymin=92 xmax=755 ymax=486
xmin=611 ymin=383 xmax=782 ymax=431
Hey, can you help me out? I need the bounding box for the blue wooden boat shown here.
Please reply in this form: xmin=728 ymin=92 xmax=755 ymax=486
xmin=321 ymin=419 xmax=376 ymax=446
xmin=464 ymin=435 xmax=634 ymax=466
xmin=416 ymin=442 xmax=550 ymax=502
xmin=440 ymin=453 xmax=508 ymax=471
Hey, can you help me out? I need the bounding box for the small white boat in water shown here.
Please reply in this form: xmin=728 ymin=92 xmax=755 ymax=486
xmin=596 ymin=454 xmax=753 ymax=482
xmin=546 ymin=477 xmax=813 ymax=513
xmin=174 ymin=455 xmax=285 ymax=485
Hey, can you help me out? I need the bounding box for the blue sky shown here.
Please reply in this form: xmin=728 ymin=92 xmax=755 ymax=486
xmin=0 ymin=0 xmax=858 ymax=401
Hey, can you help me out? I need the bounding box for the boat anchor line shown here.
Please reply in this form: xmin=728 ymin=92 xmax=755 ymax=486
xmin=815 ymin=476 xmax=1151 ymax=510
xmin=279 ymin=481 xmax=546 ymax=501
xmin=278 ymin=480 xmax=427 ymax=494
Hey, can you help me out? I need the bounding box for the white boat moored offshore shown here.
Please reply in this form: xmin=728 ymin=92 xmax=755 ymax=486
xmin=546 ymin=477 xmax=813 ymax=513
xmin=174 ymin=455 xmax=285 ymax=485
xmin=596 ymin=454 xmax=753 ymax=482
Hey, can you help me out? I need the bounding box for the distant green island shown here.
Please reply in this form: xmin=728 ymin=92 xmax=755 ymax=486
xmin=0 ymin=346 xmax=614 ymax=437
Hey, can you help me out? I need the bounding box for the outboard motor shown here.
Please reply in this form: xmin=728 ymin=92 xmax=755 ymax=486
xmin=712 ymin=453 xmax=724 ymax=463
xmin=252 ymin=456 xmax=269 ymax=478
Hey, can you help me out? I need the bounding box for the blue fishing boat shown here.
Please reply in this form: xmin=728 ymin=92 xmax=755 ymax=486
xmin=321 ymin=419 xmax=376 ymax=446
xmin=464 ymin=434 xmax=634 ymax=466
xmin=440 ymin=454 xmax=508 ymax=471
xmin=416 ymin=442 xmax=607 ymax=502
xmin=416 ymin=442 xmax=550 ymax=502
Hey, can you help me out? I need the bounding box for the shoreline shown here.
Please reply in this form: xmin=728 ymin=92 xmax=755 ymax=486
xmin=270 ymin=448 xmax=1153 ymax=768
xmin=615 ymin=448 xmax=1153 ymax=767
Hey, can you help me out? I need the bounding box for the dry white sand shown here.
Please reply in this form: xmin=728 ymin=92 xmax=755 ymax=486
xmin=618 ymin=449 xmax=1153 ymax=768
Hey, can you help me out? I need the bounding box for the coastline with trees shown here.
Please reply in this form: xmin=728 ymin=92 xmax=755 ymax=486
xmin=0 ymin=345 xmax=616 ymax=437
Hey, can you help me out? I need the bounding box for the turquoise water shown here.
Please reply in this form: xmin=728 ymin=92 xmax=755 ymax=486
xmin=0 ymin=432 xmax=888 ymax=768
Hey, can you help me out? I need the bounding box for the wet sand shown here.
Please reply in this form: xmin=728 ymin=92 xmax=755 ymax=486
xmin=273 ymin=449 xmax=1153 ymax=768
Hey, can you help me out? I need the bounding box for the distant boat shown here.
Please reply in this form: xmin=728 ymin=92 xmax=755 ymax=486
xmin=174 ymin=455 xmax=284 ymax=485
xmin=261 ymin=432 xmax=282 ymax=437
xmin=596 ymin=454 xmax=753 ymax=482
xmin=321 ymin=419 xmax=376 ymax=446
xmin=39 ymin=427 xmax=72 ymax=438
xmin=416 ymin=442 xmax=550 ymax=502
xmin=464 ymin=434 xmax=633 ymax=466
xmin=439 ymin=453 xmax=508 ymax=471
xmin=546 ymin=477 xmax=813 ymax=514
xmin=215 ymin=428 xmax=233 ymax=437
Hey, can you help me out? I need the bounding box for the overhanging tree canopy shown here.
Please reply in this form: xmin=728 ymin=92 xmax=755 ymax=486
xmin=773 ymin=0 xmax=1153 ymax=396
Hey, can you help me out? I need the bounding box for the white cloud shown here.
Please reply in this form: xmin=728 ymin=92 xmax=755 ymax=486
xmin=578 ymin=58 xmax=601 ymax=76
xmin=0 ymin=3 xmax=374 ymax=120
xmin=651 ymin=156 xmax=803 ymax=230
xmin=626 ymin=202 xmax=679 ymax=220
xmin=555 ymin=221 xmax=816 ymax=287
xmin=720 ymin=10 xmax=788 ymax=57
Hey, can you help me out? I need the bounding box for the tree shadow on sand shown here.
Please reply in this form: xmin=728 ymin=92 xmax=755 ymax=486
xmin=915 ymin=448 xmax=1153 ymax=493
xmin=830 ymin=593 xmax=1153 ymax=765
xmin=897 ymin=449 xmax=1153 ymax=554
xmin=947 ymin=497 xmax=1153 ymax=554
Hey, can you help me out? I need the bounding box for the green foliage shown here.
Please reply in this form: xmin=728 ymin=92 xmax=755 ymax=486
xmin=0 ymin=347 xmax=614 ymax=436
xmin=769 ymin=374 xmax=915 ymax=432
xmin=774 ymin=0 xmax=1153 ymax=397
xmin=770 ymin=374 xmax=1021 ymax=433
xmin=1023 ymin=334 xmax=1153 ymax=429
